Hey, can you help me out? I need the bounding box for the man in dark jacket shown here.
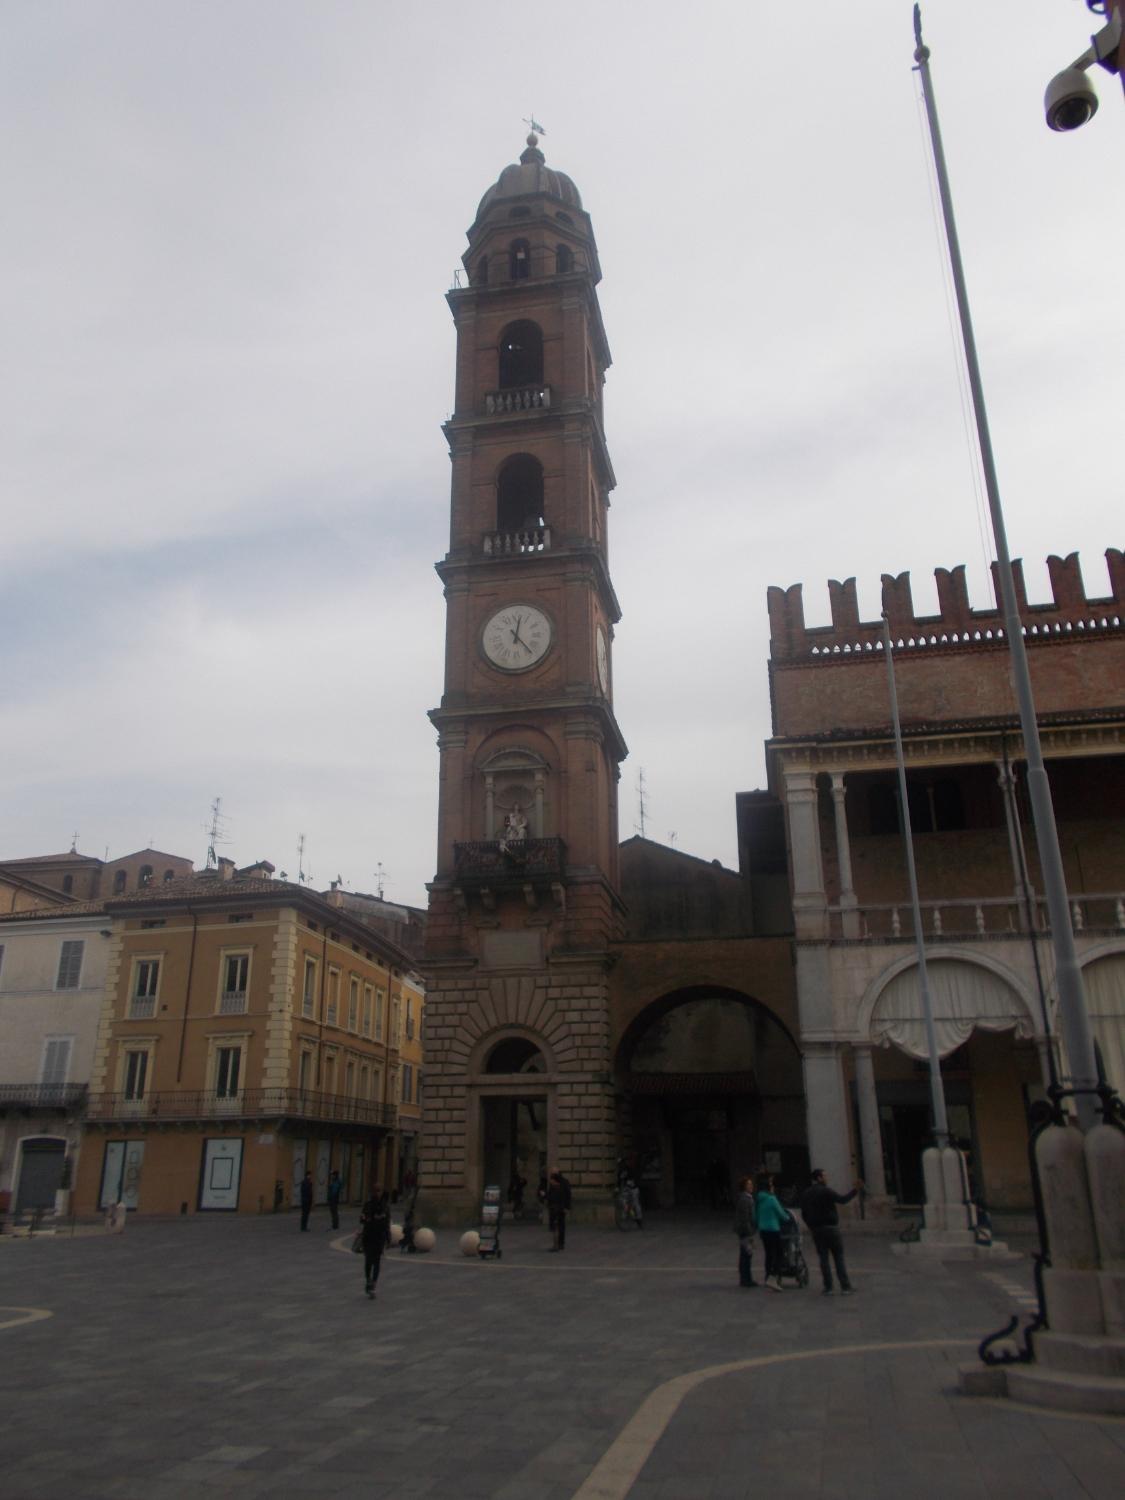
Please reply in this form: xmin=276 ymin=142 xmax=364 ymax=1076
xmin=800 ymin=1168 xmax=861 ymax=1295
xmin=546 ymin=1167 xmax=571 ymax=1251
xmin=327 ymin=1169 xmax=342 ymax=1229
xmin=299 ymin=1171 xmax=314 ymax=1232
xmin=733 ymin=1175 xmax=758 ymax=1287
xmin=360 ymin=1186 xmax=391 ymax=1298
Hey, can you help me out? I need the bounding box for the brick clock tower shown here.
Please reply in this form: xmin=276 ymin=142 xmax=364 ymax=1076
xmin=421 ymin=134 xmax=626 ymax=1224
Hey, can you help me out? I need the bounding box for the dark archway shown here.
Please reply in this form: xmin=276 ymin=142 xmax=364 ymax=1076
xmin=496 ymin=454 xmax=545 ymax=535
xmin=498 ymin=320 xmax=543 ymax=390
xmin=615 ymin=986 xmax=805 ymax=1209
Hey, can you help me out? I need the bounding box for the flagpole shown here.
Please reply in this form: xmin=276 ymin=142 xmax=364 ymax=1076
xmin=912 ymin=6 xmax=1098 ymax=1129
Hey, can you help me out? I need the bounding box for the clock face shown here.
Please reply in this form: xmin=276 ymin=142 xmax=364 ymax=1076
xmin=482 ymin=604 xmax=553 ymax=672
xmin=596 ymin=626 xmax=609 ymax=694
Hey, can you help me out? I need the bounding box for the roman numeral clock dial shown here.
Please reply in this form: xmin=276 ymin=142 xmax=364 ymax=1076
xmin=482 ymin=604 xmax=553 ymax=672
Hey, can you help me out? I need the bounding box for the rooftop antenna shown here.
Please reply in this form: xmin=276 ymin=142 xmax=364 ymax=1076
xmin=522 ymin=115 xmax=546 ymax=135
xmin=204 ymin=797 xmax=229 ymax=871
xmin=669 ymin=831 xmax=677 ymax=849
xmin=296 ymin=833 xmax=307 ymax=885
xmin=375 ymin=863 xmax=387 ymax=899
xmin=635 ymin=767 xmax=648 ymax=839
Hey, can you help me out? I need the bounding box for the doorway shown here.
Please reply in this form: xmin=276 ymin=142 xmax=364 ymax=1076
xmin=15 ymin=1137 xmax=66 ymax=1214
xmin=481 ymin=1095 xmax=546 ymax=1210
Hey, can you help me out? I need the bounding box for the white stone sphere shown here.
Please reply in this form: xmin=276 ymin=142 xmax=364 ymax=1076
xmin=459 ymin=1230 xmax=481 ymax=1256
xmin=389 ymin=1223 xmax=403 ymax=1246
xmin=413 ymin=1226 xmax=436 ymax=1252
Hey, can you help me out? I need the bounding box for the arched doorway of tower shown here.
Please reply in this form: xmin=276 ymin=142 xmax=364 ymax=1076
xmin=615 ymin=987 xmax=805 ymax=1211
xmin=860 ymin=954 xmax=1042 ymax=1210
xmin=478 ymin=1033 xmax=549 ymax=1214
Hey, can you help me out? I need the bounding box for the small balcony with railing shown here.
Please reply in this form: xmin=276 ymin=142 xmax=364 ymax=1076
xmin=484 ymin=384 xmax=551 ymax=416
xmin=0 ymin=1083 xmax=88 ymax=1114
xmin=84 ymin=1087 xmax=397 ymax=1131
xmin=452 ymin=838 xmax=567 ymax=910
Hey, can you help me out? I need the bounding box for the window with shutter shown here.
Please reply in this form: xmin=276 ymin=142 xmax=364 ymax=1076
xmin=56 ymin=940 xmax=84 ymax=990
xmin=40 ymin=1036 xmax=73 ymax=1086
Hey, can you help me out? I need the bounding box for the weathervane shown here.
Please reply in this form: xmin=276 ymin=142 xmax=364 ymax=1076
xmin=522 ymin=116 xmax=546 ymax=136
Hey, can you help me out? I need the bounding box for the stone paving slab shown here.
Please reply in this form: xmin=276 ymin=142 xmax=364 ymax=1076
xmin=0 ymin=1212 xmax=1121 ymax=1499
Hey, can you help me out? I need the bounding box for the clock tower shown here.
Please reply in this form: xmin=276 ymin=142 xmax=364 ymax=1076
xmin=421 ymin=134 xmax=626 ymax=1224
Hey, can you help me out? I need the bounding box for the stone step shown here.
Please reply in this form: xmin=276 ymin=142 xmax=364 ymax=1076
xmin=1036 ymin=1331 xmax=1125 ymax=1379
xmin=1005 ymin=1363 xmax=1125 ymax=1416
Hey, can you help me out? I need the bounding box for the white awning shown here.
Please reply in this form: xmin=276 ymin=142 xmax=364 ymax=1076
xmin=871 ymin=958 xmax=1034 ymax=1060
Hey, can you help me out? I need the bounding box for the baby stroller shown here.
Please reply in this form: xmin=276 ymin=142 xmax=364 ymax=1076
xmin=777 ymin=1215 xmax=810 ymax=1288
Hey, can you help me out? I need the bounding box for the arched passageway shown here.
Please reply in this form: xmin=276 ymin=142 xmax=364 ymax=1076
xmin=615 ymin=986 xmax=805 ymax=1208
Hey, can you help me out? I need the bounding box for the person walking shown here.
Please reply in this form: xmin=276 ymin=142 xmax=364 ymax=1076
xmin=800 ymin=1168 xmax=861 ymax=1296
xmin=546 ymin=1167 xmax=571 ymax=1251
xmin=327 ymin=1170 xmax=342 ymax=1230
xmin=299 ymin=1171 xmax=313 ymax=1232
xmin=755 ymin=1172 xmax=791 ymax=1291
xmin=734 ymin=1175 xmax=758 ymax=1287
xmin=360 ymin=1185 xmax=391 ymax=1299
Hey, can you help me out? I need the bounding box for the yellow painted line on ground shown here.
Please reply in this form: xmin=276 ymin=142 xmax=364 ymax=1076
xmin=0 ymin=1307 xmax=53 ymax=1332
xmin=570 ymin=1339 xmax=974 ymax=1500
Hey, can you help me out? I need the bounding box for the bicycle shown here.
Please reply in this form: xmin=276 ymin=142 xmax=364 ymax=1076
xmin=614 ymin=1183 xmax=643 ymax=1230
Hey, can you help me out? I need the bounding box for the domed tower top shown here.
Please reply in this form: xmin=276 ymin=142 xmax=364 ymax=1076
xmin=462 ymin=133 xmax=600 ymax=288
xmin=473 ymin=133 xmax=583 ymax=222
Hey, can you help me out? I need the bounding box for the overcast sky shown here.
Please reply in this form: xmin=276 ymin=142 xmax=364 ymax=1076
xmin=4 ymin=2 xmax=1122 ymax=907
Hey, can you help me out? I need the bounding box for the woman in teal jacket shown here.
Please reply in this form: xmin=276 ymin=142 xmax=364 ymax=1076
xmin=755 ymin=1173 xmax=792 ymax=1291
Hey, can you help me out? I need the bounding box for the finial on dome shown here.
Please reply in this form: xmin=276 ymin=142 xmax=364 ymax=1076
xmin=526 ymin=131 xmax=539 ymax=148
xmin=520 ymin=116 xmax=546 ymax=163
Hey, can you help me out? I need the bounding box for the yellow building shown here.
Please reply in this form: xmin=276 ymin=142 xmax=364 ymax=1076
xmin=73 ymin=862 xmax=423 ymax=1216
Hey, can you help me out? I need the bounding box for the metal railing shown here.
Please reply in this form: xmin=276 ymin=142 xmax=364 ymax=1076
xmin=453 ymin=837 xmax=566 ymax=884
xmin=84 ymin=1087 xmax=397 ymax=1128
xmin=826 ymin=891 xmax=1125 ymax=941
xmin=0 ymin=1083 xmax=88 ymax=1111
xmin=219 ymin=990 xmax=248 ymax=1015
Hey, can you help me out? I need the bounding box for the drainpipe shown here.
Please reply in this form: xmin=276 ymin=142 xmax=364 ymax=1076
xmin=175 ymin=907 xmax=198 ymax=1084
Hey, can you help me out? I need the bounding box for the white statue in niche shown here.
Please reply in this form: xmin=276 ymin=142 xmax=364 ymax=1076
xmin=499 ymin=803 xmax=529 ymax=853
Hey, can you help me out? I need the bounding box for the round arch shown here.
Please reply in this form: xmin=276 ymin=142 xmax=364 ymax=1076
xmin=614 ymin=985 xmax=806 ymax=1209
xmin=469 ymin=1024 xmax=559 ymax=1079
xmin=1078 ymin=944 xmax=1125 ymax=1093
xmin=857 ymin=949 xmax=1039 ymax=1059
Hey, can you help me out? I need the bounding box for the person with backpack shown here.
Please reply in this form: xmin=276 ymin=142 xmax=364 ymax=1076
xmin=546 ymin=1166 xmax=571 ymax=1251
xmin=359 ymin=1185 xmax=391 ymax=1299
xmin=733 ymin=1175 xmax=758 ymax=1287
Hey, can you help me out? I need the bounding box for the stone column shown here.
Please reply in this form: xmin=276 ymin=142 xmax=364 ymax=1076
xmin=785 ymin=769 xmax=828 ymax=939
xmin=484 ymin=773 xmax=495 ymax=840
xmin=533 ymin=771 xmax=545 ymax=837
xmin=830 ymin=772 xmax=860 ymax=938
xmin=852 ymin=1043 xmax=888 ymax=1198
xmin=801 ymin=1041 xmax=853 ymax=1193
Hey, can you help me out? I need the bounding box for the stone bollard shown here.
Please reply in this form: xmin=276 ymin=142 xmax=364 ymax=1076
xmin=1085 ymin=1122 xmax=1125 ymax=1335
xmin=1037 ymin=1121 xmax=1103 ymax=1335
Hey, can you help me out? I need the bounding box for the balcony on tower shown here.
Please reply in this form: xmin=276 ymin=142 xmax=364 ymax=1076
xmin=484 ymin=384 xmax=551 ymax=416
xmin=452 ymin=837 xmax=567 ymax=911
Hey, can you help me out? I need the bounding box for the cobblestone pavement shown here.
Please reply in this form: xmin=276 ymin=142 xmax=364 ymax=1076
xmin=1 ymin=1212 xmax=1123 ymax=1499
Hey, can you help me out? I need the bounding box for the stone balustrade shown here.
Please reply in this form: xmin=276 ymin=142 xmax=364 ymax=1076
xmin=484 ymin=385 xmax=551 ymax=415
xmin=825 ymin=891 xmax=1125 ymax=941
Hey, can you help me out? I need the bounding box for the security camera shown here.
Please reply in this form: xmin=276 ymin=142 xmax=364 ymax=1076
xmin=1044 ymin=12 xmax=1121 ymax=132
xmin=1045 ymin=66 xmax=1099 ymax=131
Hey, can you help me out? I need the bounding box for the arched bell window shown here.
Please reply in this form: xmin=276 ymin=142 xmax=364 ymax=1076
xmin=139 ymin=865 xmax=153 ymax=887
xmin=555 ymin=244 xmax=573 ymax=273
xmin=498 ymin=321 xmax=543 ymax=389
xmin=509 ymin=239 xmax=531 ymax=280
xmin=62 ymin=875 xmax=74 ymax=894
xmin=113 ymin=870 xmax=127 ymax=894
xmin=496 ymin=454 xmax=544 ymax=534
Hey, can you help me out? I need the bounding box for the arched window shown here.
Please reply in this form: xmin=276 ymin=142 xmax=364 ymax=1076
xmin=473 ymin=255 xmax=488 ymax=287
xmin=62 ymin=875 xmax=73 ymax=894
xmin=555 ymin=244 xmax=573 ymax=273
xmin=498 ymin=321 xmax=543 ymax=389
xmin=139 ymin=865 xmax=153 ymax=887
xmin=509 ymin=239 xmax=531 ymax=280
xmin=163 ymin=869 xmax=175 ymax=883
xmin=508 ymin=205 xmax=531 ymax=220
xmin=496 ymin=454 xmax=544 ymax=534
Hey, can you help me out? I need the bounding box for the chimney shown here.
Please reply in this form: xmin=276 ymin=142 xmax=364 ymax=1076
xmin=218 ymin=857 xmax=235 ymax=882
xmin=327 ymin=886 xmax=345 ymax=909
